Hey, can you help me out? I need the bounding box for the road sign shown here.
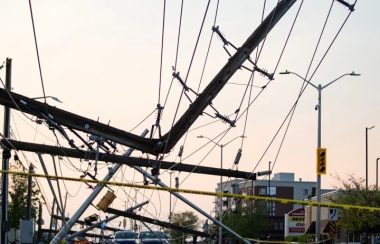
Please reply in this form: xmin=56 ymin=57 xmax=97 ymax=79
xmin=317 ymin=148 xmax=327 ymax=175
xmin=328 ymin=208 xmax=338 ymax=221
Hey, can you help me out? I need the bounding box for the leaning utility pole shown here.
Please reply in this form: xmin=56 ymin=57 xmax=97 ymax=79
xmin=131 ymin=165 xmax=251 ymax=244
xmin=50 ymin=129 xmax=148 ymax=243
xmin=1 ymin=58 xmax=12 ymax=244
xmin=66 ymin=201 xmax=148 ymax=240
xmin=0 ymin=0 xmax=297 ymax=155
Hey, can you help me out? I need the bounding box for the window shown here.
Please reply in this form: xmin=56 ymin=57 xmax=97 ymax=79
xmin=267 ymin=186 xmax=276 ymax=196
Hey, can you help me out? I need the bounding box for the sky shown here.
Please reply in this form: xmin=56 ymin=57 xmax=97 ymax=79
xmin=1 ymin=0 xmax=380 ymax=235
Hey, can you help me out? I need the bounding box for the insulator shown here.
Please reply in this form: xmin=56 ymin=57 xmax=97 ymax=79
xmin=234 ymin=148 xmax=242 ymax=165
xmin=143 ymin=175 xmax=149 ymax=186
xmin=178 ymin=145 xmax=184 ymax=157
xmin=215 ymin=113 xmax=236 ymax=127
xmin=151 ymin=167 xmax=159 ymax=176
xmin=254 ymin=66 xmax=274 ymax=80
xmin=172 ymin=71 xmax=189 ymax=92
xmin=212 ymin=26 xmax=229 ymax=46
xmin=89 ymin=134 xmax=99 ymax=141
xmin=335 ymin=0 xmax=355 ymax=11
xmin=175 ymin=177 xmax=179 ymax=189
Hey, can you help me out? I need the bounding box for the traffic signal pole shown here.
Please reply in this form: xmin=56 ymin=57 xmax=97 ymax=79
xmin=316 ymin=85 xmax=322 ymax=242
xmin=279 ymin=70 xmax=360 ymax=242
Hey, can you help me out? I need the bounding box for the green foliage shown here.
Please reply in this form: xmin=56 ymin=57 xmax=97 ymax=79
xmin=8 ymin=161 xmax=40 ymax=229
xmin=170 ymin=211 xmax=199 ymax=243
xmin=222 ymin=201 xmax=268 ymax=240
xmin=331 ymin=175 xmax=380 ymax=233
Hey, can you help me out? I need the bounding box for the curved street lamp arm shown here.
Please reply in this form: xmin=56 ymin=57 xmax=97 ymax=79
xmin=322 ymin=72 xmax=356 ymax=89
xmin=197 ymin=135 xmax=220 ymax=147
xmin=224 ymin=135 xmax=246 ymax=147
xmin=279 ymin=70 xmax=318 ymax=89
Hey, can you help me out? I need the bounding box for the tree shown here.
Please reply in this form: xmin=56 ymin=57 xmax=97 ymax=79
xmin=8 ymin=160 xmax=40 ymax=229
xmin=222 ymin=201 xmax=268 ymax=241
xmin=330 ymin=175 xmax=380 ymax=235
xmin=171 ymin=211 xmax=199 ymax=243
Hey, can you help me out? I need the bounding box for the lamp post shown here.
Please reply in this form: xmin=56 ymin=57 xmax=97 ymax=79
xmin=197 ymin=135 xmax=245 ymax=244
xmin=279 ymin=70 xmax=360 ymax=242
xmin=365 ymin=126 xmax=375 ymax=190
xmin=268 ymin=161 xmax=272 ymax=216
xmin=376 ymin=158 xmax=380 ymax=191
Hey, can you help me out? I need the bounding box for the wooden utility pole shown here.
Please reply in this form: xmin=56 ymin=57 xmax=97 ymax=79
xmin=0 ymin=0 xmax=297 ymax=156
xmin=1 ymin=58 xmax=12 ymax=244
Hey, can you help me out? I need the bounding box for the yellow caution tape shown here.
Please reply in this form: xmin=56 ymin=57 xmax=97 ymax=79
xmin=2 ymin=170 xmax=380 ymax=213
xmin=248 ymin=238 xmax=331 ymax=244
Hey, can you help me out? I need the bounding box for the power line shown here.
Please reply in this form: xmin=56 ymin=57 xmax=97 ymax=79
xmin=158 ymin=0 xmax=167 ymax=105
xmin=28 ymin=0 xmax=47 ymax=103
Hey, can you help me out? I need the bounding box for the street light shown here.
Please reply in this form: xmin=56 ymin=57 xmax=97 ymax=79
xmin=376 ymin=158 xmax=380 ymax=191
xmin=32 ymin=96 xmax=63 ymax=103
xmin=365 ymin=126 xmax=375 ymax=190
xmin=197 ymin=134 xmax=245 ymax=244
xmin=280 ymin=69 xmax=360 ymax=242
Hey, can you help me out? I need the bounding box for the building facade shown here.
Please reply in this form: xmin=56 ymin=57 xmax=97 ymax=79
xmin=216 ymin=172 xmax=332 ymax=240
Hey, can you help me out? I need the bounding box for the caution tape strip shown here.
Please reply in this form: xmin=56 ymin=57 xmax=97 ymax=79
xmin=248 ymin=238 xmax=332 ymax=244
xmin=2 ymin=170 xmax=380 ymax=212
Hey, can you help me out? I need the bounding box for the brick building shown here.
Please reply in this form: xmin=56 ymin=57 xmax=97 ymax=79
xmin=215 ymin=172 xmax=333 ymax=240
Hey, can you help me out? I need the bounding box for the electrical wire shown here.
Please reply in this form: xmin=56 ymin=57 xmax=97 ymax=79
xmin=196 ymin=0 xmax=220 ymax=93
xmin=28 ymin=0 xmax=47 ymax=103
xmin=180 ymin=127 xmax=232 ymax=184
xmin=240 ymin=0 xmax=356 ymax=191
xmin=272 ymin=0 xmax=304 ymax=74
xmin=157 ymin=0 xmax=167 ymax=105
xmin=163 ymin=0 xmax=184 ymax=109
xmin=270 ymin=0 xmax=357 ymax=172
xmin=129 ymin=108 xmax=157 ymax=133
xmin=164 ymin=0 xmax=211 ymax=155
xmin=165 ymin=0 xmax=221 ymax=174
xmin=303 ymin=0 xmax=335 ymax=82
xmin=239 ymin=0 xmax=305 ymax=150
xmin=308 ymin=0 xmax=357 ymax=81
xmin=0 ymin=76 xmax=36 ymax=122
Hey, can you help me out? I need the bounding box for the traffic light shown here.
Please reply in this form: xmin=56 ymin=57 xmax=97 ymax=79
xmin=317 ymin=148 xmax=327 ymax=175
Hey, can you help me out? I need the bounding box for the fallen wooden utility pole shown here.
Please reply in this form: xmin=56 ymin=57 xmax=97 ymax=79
xmin=67 ymin=201 xmax=149 ymax=240
xmin=3 ymin=139 xmax=258 ymax=180
xmin=0 ymin=0 xmax=297 ymax=156
xmin=106 ymin=208 xmax=212 ymax=239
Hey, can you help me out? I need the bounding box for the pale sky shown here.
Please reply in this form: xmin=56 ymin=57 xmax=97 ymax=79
xmin=1 ymin=0 xmax=380 ymax=234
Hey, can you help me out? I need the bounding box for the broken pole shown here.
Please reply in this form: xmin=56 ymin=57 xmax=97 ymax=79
xmin=50 ymin=129 xmax=148 ymax=243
